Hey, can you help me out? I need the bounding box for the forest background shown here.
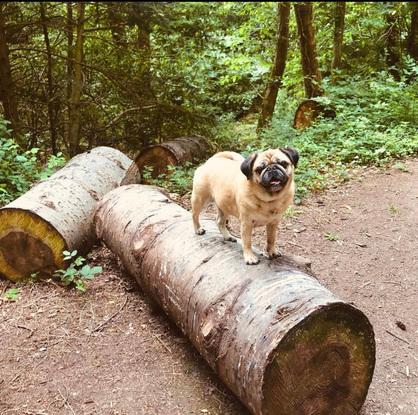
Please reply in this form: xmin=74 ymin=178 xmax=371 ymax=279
xmin=1 ymin=2 xmax=417 ymax=205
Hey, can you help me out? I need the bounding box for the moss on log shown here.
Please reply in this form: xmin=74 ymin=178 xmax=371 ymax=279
xmin=94 ymin=184 xmax=375 ymax=415
xmin=0 ymin=146 xmax=132 ymax=281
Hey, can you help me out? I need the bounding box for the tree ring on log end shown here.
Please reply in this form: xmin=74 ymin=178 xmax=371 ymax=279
xmin=262 ymin=302 xmax=375 ymax=415
xmin=135 ymin=147 xmax=178 ymax=180
xmin=0 ymin=208 xmax=67 ymax=281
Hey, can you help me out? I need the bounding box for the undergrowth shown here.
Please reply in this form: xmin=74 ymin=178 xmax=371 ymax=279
xmin=0 ymin=118 xmax=66 ymax=206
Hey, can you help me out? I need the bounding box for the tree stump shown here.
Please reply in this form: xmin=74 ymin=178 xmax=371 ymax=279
xmin=0 ymin=146 xmax=133 ymax=281
xmin=94 ymin=184 xmax=376 ymax=415
xmin=294 ymin=99 xmax=336 ymax=130
xmin=130 ymin=136 xmax=210 ymax=180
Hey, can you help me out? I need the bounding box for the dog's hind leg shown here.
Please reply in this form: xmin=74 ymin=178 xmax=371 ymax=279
xmin=191 ymin=191 xmax=207 ymax=235
xmin=216 ymin=206 xmax=236 ymax=242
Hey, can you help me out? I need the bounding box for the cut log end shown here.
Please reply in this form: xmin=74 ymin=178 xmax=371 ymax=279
xmin=262 ymin=303 xmax=375 ymax=415
xmin=0 ymin=209 xmax=67 ymax=281
xmin=136 ymin=146 xmax=177 ymax=179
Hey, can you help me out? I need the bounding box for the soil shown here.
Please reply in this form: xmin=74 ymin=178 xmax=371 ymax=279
xmin=1 ymin=159 xmax=417 ymax=415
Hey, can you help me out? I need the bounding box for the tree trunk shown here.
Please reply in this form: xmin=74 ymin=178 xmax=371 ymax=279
xmin=257 ymin=3 xmax=290 ymax=132
xmin=65 ymin=3 xmax=74 ymax=153
xmin=384 ymin=3 xmax=401 ymax=81
xmin=94 ymin=185 xmax=376 ymax=415
xmin=0 ymin=147 xmax=133 ymax=282
xmin=130 ymin=136 xmax=210 ymax=180
xmin=406 ymin=3 xmax=418 ymax=62
xmin=0 ymin=4 xmax=22 ymax=143
xmin=331 ymin=2 xmax=346 ymax=72
xmin=293 ymin=99 xmax=336 ymax=130
xmin=39 ymin=2 xmax=58 ymax=154
xmin=294 ymin=3 xmax=323 ymax=98
xmin=68 ymin=2 xmax=85 ymax=156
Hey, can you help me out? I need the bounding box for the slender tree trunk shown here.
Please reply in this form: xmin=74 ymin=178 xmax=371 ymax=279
xmin=66 ymin=3 xmax=74 ymax=152
xmin=257 ymin=3 xmax=290 ymax=132
xmin=68 ymin=3 xmax=85 ymax=156
xmin=406 ymin=2 xmax=418 ymax=62
xmin=0 ymin=4 xmax=22 ymax=143
xmin=294 ymin=3 xmax=323 ymax=98
xmin=40 ymin=2 xmax=58 ymax=154
xmin=331 ymin=2 xmax=346 ymax=72
xmin=137 ymin=26 xmax=153 ymax=100
xmin=384 ymin=3 xmax=401 ymax=81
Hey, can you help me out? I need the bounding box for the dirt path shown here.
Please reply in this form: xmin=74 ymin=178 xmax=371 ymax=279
xmin=1 ymin=159 xmax=417 ymax=415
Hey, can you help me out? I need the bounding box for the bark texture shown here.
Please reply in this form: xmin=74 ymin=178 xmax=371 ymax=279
xmin=94 ymin=184 xmax=376 ymax=415
xmin=331 ymin=2 xmax=346 ymax=72
xmin=130 ymin=136 xmax=210 ymax=180
xmin=294 ymin=3 xmax=323 ymax=98
xmin=257 ymin=3 xmax=290 ymax=131
xmin=407 ymin=3 xmax=418 ymax=62
xmin=294 ymin=99 xmax=336 ymax=130
xmin=0 ymin=147 xmax=132 ymax=282
xmin=0 ymin=4 xmax=21 ymax=141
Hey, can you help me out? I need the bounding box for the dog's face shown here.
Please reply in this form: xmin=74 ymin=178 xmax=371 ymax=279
xmin=240 ymin=147 xmax=299 ymax=193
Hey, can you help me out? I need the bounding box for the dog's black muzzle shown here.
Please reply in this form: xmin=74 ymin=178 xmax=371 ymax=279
xmin=261 ymin=164 xmax=288 ymax=190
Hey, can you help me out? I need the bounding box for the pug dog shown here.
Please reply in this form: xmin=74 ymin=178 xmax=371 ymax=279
xmin=191 ymin=147 xmax=299 ymax=264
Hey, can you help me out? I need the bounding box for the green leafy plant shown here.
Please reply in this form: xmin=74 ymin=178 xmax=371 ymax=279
xmin=53 ymin=250 xmax=102 ymax=292
xmin=324 ymin=232 xmax=340 ymax=241
xmin=0 ymin=117 xmax=66 ymax=207
xmin=2 ymin=288 xmax=21 ymax=301
xmin=388 ymin=203 xmax=399 ymax=216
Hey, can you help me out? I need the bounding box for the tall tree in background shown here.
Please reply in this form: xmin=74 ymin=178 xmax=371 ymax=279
xmin=0 ymin=4 xmax=21 ymax=143
xmin=39 ymin=3 xmax=58 ymax=153
xmin=331 ymin=2 xmax=346 ymax=73
xmin=406 ymin=2 xmax=418 ymax=62
xmin=384 ymin=3 xmax=401 ymax=81
xmin=68 ymin=2 xmax=85 ymax=156
xmin=294 ymin=2 xmax=323 ymax=98
xmin=257 ymin=3 xmax=290 ymax=132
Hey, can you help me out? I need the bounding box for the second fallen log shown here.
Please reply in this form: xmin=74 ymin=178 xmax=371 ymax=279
xmin=130 ymin=136 xmax=210 ymax=180
xmin=94 ymin=185 xmax=375 ymax=415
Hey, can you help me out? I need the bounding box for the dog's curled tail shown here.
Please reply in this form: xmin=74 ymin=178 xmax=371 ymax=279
xmin=209 ymin=151 xmax=244 ymax=162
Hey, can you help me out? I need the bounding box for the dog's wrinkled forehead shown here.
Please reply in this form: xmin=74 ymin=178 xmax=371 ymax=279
xmin=254 ymin=150 xmax=290 ymax=169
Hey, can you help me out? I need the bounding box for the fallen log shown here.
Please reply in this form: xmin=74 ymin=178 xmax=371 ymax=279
xmin=293 ymin=99 xmax=336 ymax=130
xmin=94 ymin=184 xmax=376 ymax=415
xmin=0 ymin=146 xmax=132 ymax=281
xmin=130 ymin=136 xmax=210 ymax=180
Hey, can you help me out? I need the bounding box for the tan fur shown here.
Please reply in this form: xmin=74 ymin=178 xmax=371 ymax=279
xmin=191 ymin=149 xmax=296 ymax=265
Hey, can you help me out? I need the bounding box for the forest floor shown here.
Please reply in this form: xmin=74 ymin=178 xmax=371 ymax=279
xmin=1 ymin=158 xmax=417 ymax=415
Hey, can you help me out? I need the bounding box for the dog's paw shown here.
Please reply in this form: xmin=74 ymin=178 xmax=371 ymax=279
xmin=224 ymin=236 xmax=237 ymax=242
xmin=244 ymin=253 xmax=260 ymax=265
xmin=267 ymin=251 xmax=282 ymax=259
xmin=195 ymin=228 xmax=206 ymax=235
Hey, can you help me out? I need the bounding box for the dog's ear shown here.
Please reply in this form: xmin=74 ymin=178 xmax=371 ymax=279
xmin=280 ymin=147 xmax=299 ymax=168
xmin=240 ymin=153 xmax=258 ymax=180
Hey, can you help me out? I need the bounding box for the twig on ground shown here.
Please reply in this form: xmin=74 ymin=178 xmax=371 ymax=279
xmin=385 ymin=329 xmax=410 ymax=345
xmin=58 ymin=386 xmax=76 ymax=415
xmin=90 ymin=295 xmax=128 ymax=333
xmin=152 ymin=333 xmax=172 ymax=354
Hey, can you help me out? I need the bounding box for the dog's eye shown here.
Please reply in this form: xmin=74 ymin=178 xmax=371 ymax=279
xmin=255 ymin=166 xmax=264 ymax=174
xmin=279 ymin=161 xmax=289 ymax=168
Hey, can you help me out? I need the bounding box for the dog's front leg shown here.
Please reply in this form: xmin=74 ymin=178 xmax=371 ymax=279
xmin=241 ymin=221 xmax=259 ymax=265
xmin=266 ymin=222 xmax=281 ymax=259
